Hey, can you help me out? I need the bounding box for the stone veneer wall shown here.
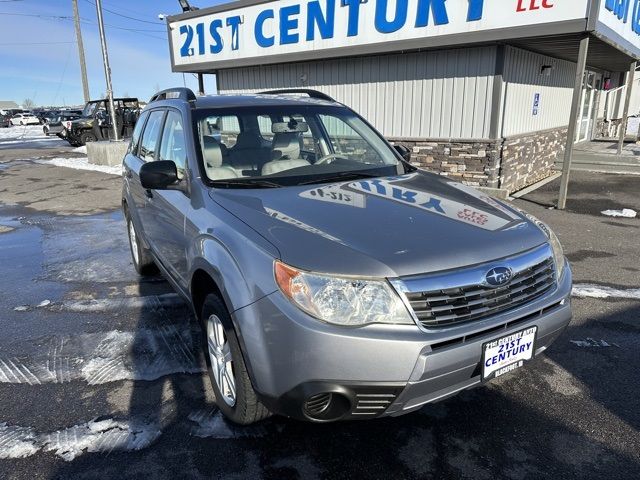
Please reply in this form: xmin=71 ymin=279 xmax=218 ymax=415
xmin=388 ymin=138 xmax=502 ymax=188
xmin=499 ymin=127 xmax=567 ymax=193
xmin=388 ymin=126 xmax=567 ymax=193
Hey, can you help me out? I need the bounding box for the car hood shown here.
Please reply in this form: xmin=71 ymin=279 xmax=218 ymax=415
xmin=209 ymin=172 xmax=549 ymax=278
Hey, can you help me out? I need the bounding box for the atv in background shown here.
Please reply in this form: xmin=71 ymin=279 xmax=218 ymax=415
xmin=65 ymin=98 xmax=140 ymax=147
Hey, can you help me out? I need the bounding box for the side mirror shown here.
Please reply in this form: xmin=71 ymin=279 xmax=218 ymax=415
xmin=394 ymin=144 xmax=412 ymax=162
xmin=140 ymin=161 xmax=179 ymax=190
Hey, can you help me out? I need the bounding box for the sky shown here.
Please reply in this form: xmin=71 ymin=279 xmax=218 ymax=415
xmin=0 ymin=0 xmax=224 ymax=107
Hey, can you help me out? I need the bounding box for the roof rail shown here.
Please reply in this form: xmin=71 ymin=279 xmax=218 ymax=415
xmin=149 ymin=88 xmax=197 ymax=104
xmin=257 ymin=89 xmax=336 ymax=103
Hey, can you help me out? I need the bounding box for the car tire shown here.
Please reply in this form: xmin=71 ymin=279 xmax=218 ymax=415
xmin=201 ymin=294 xmax=271 ymax=425
xmin=126 ymin=214 xmax=156 ymax=276
xmin=79 ymin=132 xmax=97 ymax=145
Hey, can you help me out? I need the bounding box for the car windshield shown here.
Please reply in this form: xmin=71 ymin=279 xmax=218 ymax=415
xmin=196 ymin=105 xmax=411 ymax=188
xmin=82 ymin=102 xmax=100 ymax=117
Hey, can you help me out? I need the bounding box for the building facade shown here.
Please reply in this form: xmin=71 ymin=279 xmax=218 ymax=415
xmin=167 ymin=0 xmax=640 ymax=194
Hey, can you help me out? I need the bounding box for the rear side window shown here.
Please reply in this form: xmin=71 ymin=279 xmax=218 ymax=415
xmin=159 ymin=111 xmax=186 ymax=179
xmin=139 ymin=110 xmax=165 ymax=162
xmin=129 ymin=111 xmax=149 ymax=155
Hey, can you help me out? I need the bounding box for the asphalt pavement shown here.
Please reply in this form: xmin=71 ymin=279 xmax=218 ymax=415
xmin=0 ymin=127 xmax=638 ymax=479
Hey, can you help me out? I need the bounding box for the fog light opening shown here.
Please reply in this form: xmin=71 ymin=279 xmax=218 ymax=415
xmin=303 ymin=392 xmax=350 ymax=421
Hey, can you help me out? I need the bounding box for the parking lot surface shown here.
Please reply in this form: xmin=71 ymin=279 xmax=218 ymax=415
xmin=0 ymin=127 xmax=639 ymax=479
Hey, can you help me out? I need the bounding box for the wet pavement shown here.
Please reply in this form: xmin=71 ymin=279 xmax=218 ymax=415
xmin=0 ymin=132 xmax=639 ymax=479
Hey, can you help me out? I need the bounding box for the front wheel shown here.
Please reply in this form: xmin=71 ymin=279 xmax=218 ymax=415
xmin=79 ymin=131 xmax=97 ymax=146
xmin=202 ymin=294 xmax=270 ymax=425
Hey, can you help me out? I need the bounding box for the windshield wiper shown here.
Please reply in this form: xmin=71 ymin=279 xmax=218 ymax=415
xmin=210 ymin=178 xmax=283 ymax=189
xmin=297 ymin=171 xmax=381 ymax=186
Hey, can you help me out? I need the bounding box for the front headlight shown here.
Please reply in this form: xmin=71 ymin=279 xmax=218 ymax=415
xmin=274 ymin=261 xmax=414 ymax=326
xmin=519 ymin=211 xmax=565 ymax=279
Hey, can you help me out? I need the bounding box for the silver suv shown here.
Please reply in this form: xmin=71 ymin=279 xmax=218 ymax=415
xmin=122 ymin=88 xmax=572 ymax=425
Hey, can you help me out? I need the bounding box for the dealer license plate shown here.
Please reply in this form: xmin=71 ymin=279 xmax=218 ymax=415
xmin=482 ymin=327 xmax=537 ymax=380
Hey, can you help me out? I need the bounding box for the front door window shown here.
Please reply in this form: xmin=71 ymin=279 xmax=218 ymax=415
xmin=576 ymin=72 xmax=600 ymax=143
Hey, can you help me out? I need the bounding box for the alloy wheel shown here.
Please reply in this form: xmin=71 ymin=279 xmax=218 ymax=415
xmin=128 ymin=220 xmax=139 ymax=266
xmin=207 ymin=314 xmax=236 ymax=407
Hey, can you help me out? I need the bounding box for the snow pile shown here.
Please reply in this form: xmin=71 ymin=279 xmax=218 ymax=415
xmin=36 ymin=157 xmax=122 ymax=176
xmin=572 ymin=283 xmax=640 ymax=300
xmin=0 ymin=125 xmax=46 ymax=141
xmin=601 ymin=209 xmax=637 ymax=218
xmin=73 ymin=145 xmax=87 ymax=154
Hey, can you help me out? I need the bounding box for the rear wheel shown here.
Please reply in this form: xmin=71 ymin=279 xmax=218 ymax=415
xmin=126 ymin=214 xmax=156 ymax=276
xmin=201 ymin=294 xmax=270 ymax=425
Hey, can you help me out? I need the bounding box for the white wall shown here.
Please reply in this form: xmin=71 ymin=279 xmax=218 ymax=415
xmin=218 ymin=46 xmax=497 ymax=140
xmin=501 ymin=46 xmax=576 ymax=138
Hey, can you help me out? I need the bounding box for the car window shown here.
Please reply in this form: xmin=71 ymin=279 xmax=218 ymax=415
xmin=159 ymin=110 xmax=187 ymax=179
xmin=258 ymin=115 xmax=273 ymax=141
xmin=203 ymin=115 xmax=240 ymax=148
xmin=319 ymin=114 xmax=385 ymax=164
xmin=129 ymin=111 xmax=149 ymax=156
xmin=196 ymin=105 xmax=402 ymax=186
xmin=139 ymin=110 xmax=165 ymax=162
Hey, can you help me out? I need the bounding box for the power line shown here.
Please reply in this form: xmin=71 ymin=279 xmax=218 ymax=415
xmin=0 ymin=41 xmax=76 ymax=46
xmin=0 ymin=11 xmax=167 ymax=39
xmin=82 ymin=0 xmax=160 ymax=25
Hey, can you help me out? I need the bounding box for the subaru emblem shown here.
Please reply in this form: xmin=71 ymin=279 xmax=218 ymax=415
xmin=485 ymin=267 xmax=512 ymax=287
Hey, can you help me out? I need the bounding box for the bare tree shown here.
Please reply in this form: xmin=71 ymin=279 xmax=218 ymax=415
xmin=23 ymin=98 xmax=35 ymax=109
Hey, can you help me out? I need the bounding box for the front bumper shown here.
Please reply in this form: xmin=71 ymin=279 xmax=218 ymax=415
xmin=233 ymin=262 xmax=573 ymax=422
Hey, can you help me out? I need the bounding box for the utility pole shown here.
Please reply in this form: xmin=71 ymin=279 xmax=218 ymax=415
xmin=95 ymin=0 xmax=120 ymax=141
xmin=72 ymin=0 xmax=90 ymax=103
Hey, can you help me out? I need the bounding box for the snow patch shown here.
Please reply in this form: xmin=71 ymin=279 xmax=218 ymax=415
xmin=43 ymin=418 xmax=161 ymax=461
xmin=0 ymin=418 xmax=160 ymax=461
xmin=73 ymin=145 xmax=87 ymax=154
xmin=35 ymin=157 xmax=122 ymax=176
xmin=0 ymin=327 xmax=203 ymax=386
xmin=188 ymin=409 xmax=270 ymax=439
xmin=572 ymin=284 xmax=640 ymax=300
xmin=601 ymin=209 xmax=637 ymax=218
xmin=0 ymin=424 xmax=40 ymax=459
xmin=61 ymin=294 xmax=184 ymax=312
xmin=570 ymin=338 xmax=619 ymax=348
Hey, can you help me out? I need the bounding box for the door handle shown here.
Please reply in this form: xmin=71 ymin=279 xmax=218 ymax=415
xmin=145 ymin=190 xmax=154 ymax=199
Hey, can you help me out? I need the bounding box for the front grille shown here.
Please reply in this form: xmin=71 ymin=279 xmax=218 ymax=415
xmin=405 ymin=257 xmax=556 ymax=328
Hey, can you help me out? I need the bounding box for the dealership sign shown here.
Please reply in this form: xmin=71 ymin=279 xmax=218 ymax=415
xmin=169 ymin=0 xmax=590 ymax=70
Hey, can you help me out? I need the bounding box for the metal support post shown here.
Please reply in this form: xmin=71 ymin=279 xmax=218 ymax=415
xmin=617 ymin=61 xmax=636 ymax=156
xmin=558 ymin=36 xmax=589 ymax=210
